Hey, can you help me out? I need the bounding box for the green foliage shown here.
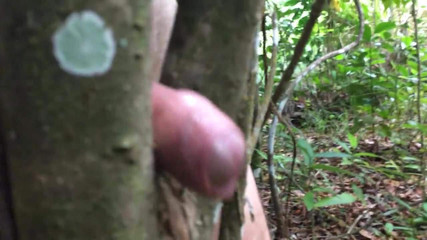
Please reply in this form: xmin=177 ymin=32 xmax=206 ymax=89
xmin=259 ymin=0 xmax=426 ymax=237
xmin=384 ymin=222 xmax=394 ymax=235
xmin=303 ymin=191 xmax=315 ymax=211
xmin=297 ymin=138 xmax=315 ymax=167
xmin=374 ymin=21 xmax=396 ymax=34
xmin=314 ymin=193 xmax=356 ymax=208
xmin=347 ymin=133 xmax=358 ymax=149
xmin=303 ymin=191 xmax=357 ymax=210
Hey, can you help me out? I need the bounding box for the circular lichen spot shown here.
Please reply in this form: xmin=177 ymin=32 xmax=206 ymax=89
xmin=52 ymin=10 xmax=116 ymax=77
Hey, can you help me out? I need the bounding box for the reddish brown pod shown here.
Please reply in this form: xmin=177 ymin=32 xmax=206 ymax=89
xmin=151 ymin=82 xmax=245 ymax=199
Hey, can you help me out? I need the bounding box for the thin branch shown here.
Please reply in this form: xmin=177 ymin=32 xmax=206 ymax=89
xmin=262 ymin=13 xmax=269 ymax=84
xmin=266 ymin=146 xmax=286 ymax=238
xmin=248 ymin=12 xmax=279 ymax=156
xmin=270 ymin=103 xmax=297 ymax=233
xmin=346 ymin=210 xmax=369 ymax=234
xmin=270 ymin=0 xmax=327 ymax=108
xmin=266 ymin=104 xmax=285 ymax=239
xmin=265 ymin=1 xmax=364 ymax=238
xmin=280 ymin=0 xmax=364 ymax=108
xmin=256 ymin=12 xmax=286 ymax=239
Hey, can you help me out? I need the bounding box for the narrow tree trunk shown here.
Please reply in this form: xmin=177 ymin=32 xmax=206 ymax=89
xmin=161 ymin=0 xmax=264 ymax=239
xmin=0 ymin=1 xmax=156 ymax=239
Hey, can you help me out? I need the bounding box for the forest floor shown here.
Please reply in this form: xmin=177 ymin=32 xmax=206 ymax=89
xmin=257 ymin=131 xmax=426 ymax=240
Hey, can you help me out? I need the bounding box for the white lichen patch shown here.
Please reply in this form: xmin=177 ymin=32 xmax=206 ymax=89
xmin=52 ymin=10 xmax=116 ymax=77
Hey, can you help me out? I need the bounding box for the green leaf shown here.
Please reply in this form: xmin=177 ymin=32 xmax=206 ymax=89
xmin=401 ymin=36 xmax=413 ymax=47
xmin=384 ymin=222 xmax=394 ymax=235
xmin=254 ymin=149 xmax=267 ymax=160
xmin=352 ymin=184 xmax=366 ymax=205
xmin=284 ymin=0 xmax=300 ymax=6
xmin=312 ymin=187 xmax=335 ymax=194
xmin=335 ymin=54 xmax=344 ymax=60
xmin=347 ymin=133 xmax=358 ymax=149
xmin=377 ymin=168 xmax=408 ymax=178
xmin=374 ymin=22 xmax=396 ymax=34
xmin=353 ymin=152 xmax=379 ymax=158
xmin=382 ymin=0 xmax=393 ymax=9
xmin=341 ymin=158 xmax=353 ymax=165
xmin=393 ymin=197 xmax=412 ymax=210
xmin=363 ymin=25 xmax=372 ymax=41
xmin=303 ymin=191 xmax=315 ymax=211
xmin=311 ymin=164 xmax=358 ymax=177
xmin=297 ymin=139 xmax=315 ymax=167
xmin=334 ymin=139 xmax=352 ymax=154
xmin=402 ymin=156 xmax=419 ymax=162
xmin=402 ymin=122 xmax=427 ymax=134
xmin=403 ymin=164 xmax=420 ymax=171
xmin=315 ymin=152 xmax=352 ymax=159
xmin=314 ymin=193 xmax=356 ymax=208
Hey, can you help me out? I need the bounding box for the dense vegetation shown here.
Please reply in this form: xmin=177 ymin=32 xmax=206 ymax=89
xmin=254 ymin=0 xmax=426 ymax=238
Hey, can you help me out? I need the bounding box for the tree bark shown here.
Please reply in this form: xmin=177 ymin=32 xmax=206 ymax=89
xmin=0 ymin=1 xmax=156 ymax=239
xmin=161 ymin=0 xmax=264 ymax=239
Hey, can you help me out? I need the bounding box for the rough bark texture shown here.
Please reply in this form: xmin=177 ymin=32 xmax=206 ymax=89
xmin=0 ymin=122 xmax=15 ymax=240
xmin=161 ymin=0 xmax=264 ymax=239
xmin=0 ymin=1 xmax=156 ymax=239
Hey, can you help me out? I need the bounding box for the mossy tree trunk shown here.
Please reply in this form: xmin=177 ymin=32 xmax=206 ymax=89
xmin=0 ymin=0 xmax=264 ymax=239
xmin=0 ymin=1 xmax=156 ymax=239
xmin=161 ymin=0 xmax=264 ymax=239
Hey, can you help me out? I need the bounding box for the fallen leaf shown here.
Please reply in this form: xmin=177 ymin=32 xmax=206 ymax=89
xmin=359 ymin=229 xmax=379 ymax=240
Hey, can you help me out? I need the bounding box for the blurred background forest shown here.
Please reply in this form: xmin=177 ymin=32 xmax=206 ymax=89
xmin=253 ymin=0 xmax=426 ymax=239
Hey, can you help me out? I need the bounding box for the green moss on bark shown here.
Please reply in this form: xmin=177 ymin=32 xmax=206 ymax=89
xmin=0 ymin=1 xmax=156 ymax=239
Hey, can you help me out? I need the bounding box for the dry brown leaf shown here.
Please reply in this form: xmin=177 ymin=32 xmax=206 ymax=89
xmin=359 ymin=229 xmax=379 ymax=240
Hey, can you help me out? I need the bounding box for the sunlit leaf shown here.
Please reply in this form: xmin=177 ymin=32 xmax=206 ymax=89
xmin=374 ymin=22 xmax=396 ymax=34
xmin=314 ymin=193 xmax=356 ymax=208
xmin=401 ymin=36 xmax=413 ymax=47
xmin=382 ymin=0 xmax=393 ymax=9
xmin=284 ymin=0 xmax=300 ymax=6
xmin=335 ymin=54 xmax=344 ymax=60
xmin=347 ymin=133 xmax=358 ymax=149
xmin=353 ymin=152 xmax=379 ymax=158
xmin=384 ymin=222 xmax=394 ymax=235
xmin=403 ymin=164 xmax=420 ymax=171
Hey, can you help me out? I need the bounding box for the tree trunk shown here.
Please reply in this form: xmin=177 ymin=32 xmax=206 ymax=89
xmin=0 ymin=1 xmax=156 ymax=239
xmin=0 ymin=0 xmax=264 ymax=239
xmin=160 ymin=0 xmax=264 ymax=239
